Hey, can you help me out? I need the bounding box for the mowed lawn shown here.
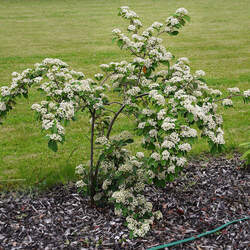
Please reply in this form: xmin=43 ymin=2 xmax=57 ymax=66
xmin=0 ymin=0 xmax=249 ymax=190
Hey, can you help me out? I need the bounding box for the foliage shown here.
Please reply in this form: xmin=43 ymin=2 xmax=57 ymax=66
xmin=0 ymin=6 xmax=249 ymax=237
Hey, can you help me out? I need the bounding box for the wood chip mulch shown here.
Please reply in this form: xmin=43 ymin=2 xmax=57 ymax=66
xmin=0 ymin=154 xmax=249 ymax=249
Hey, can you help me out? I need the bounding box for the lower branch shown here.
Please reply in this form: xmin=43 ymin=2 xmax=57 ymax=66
xmin=89 ymin=109 xmax=96 ymax=206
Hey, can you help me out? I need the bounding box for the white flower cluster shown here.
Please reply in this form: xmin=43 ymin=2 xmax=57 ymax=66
xmin=0 ymin=58 xmax=109 ymax=144
xmin=149 ymin=90 xmax=165 ymax=106
xmin=95 ymin=136 xmax=109 ymax=145
xmin=227 ymin=87 xmax=240 ymax=93
xmin=243 ymin=90 xmax=250 ymax=98
xmin=0 ymin=102 xmax=6 ymax=111
xmin=222 ymin=99 xmax=233 ymax=106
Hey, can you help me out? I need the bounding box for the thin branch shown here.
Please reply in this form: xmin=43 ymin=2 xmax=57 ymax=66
xmin=106 ymin=104 xmax=126 ymax=139
xmin=100 ymin=73 xmax=113 ymax=85
xmin=136 ymin=93 xmax=149 ymax=99
xmin=106 ymin=93 xmax=149 ymax=139
xmin=214 ymin=94 xmax=243 ymax=103
xmin=137 ymin=66 xmax=143 ymax=86
xmin=104 ymin=101 xmax=123 ymax=106
xmin=128 ymin=47 xmax=140 ymax=57
xmin=89 ymin=109 xmax=96 ymax=205
xmin=157 ymin=30 xmax=165 ymax=37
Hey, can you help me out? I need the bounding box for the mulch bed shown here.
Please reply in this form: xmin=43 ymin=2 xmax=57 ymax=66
xmin=0 ymin=154 xmax=249 ymax=249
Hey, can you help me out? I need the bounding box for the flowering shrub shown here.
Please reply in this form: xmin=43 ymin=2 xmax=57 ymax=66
xmin=0 ymin=6 xmax=249 ymax=237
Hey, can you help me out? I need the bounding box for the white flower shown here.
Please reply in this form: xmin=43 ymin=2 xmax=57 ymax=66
xmin=95 ymin=136 xmax=109 ymax=145
xmin=154 ymin=211 xmax=163 ymax=220
xmin=41 ymin=101 xmax=48 ymax=106
xmin=114 ymin=208 xmax=122 ymax=216
xmin=227 ymin=87 xmax=240 ymax=93
xmin=112 ymin=28 xmax=121 ymax=34
xmin=138 ymin=122 xmax=146 ymax=129
xmin=94 ymin=73 xmax=104 ymax=80
xmin=175 ymin=7 xmax=188 ymax=15
xmin=75 ymin=164 xmax=84 ymax=175
xmin=47 ymin=133 xmax=62 ymax=141
xmin=169 ymin=132 xmax=180 ymax=143
xmin=128 ymin=25 xmax=136 ymax=31
xmin=12 ymin=72 xmax=19 ymax=77
xmin=167 ymin=164 xmax=175 ymax=173
xmin=195 ymin=70 xmax=205 ymax=78
xmin=133 ymin=19 xmax=142 ymax=27
xmin=142 ymin=31 xmax=149 ymax=37
xmin=162 ymin=150 xmax=170 ymax=160
xmin=75 ymin=180 xmax=86 ymax=188
xmin=112 ymin=190 xmax=126 ymax=203
xmin=158 ymin=170 xmax=166 ymax=180
xmin=178 ymin=143 xmax=191 ymax=152
xmin=157 ymin=109 xmax=166 ymax=120
xmin=1 ymin=86 xmax=10 ymax=96
xmin=176 ymin=157 xmax=187 ymax=167
xmin=149 ymin=129 xmax=157 ymax=137
xmin=193 ymin=90 xmax=202 ymax=97
xmin=151 ymin=152 xmax=161 ymax=161
xmin=152 ymin=21 xmax=163 ymax=29
xmin=142 ymin=109 xmax=153 ymax=116
xmin=102 ymin=179 xmax=111 ymax=190
xmin=154 ymin=94 xmax=165 ymax=106
xmin=94 ymin=193 xmax=102 ymax=201
xmin=57 ymin=101 xmax=75 ymax=120
xmin=42 ymin=119 xmax=53 ymax=130
xmin=100 ymin=64 xmax=109 ymax=70
xmin=178 ymin=57 xmax=189 ymax=64
xmin=210 ymin=89 xmax=222 ymax=96
xmin=180 ymin=127 xmax=197 ymax=138
xmin=214 ymin=133 xmax=225 ymax=144
xmin=132 ymin=34 xmax=144 ymax=41
xmin=161 ymin=122 xmax=175 ymax=131
xmin=167 ymin=17 xmax=179 ymax=26
xmin=0 ymin=102 xmax=6 ymax=111
xmin=162 ymin=140 xmax=175 ymax=149
xmin=136 ymin=152 xmax=144 ymax=159
xmin=243 ymin=89 xmax=250 ymax=98
xmin=126 ymin=86 xmax=140 ymax=96
xmin=222 ymin=99 xmax=233 ymax=106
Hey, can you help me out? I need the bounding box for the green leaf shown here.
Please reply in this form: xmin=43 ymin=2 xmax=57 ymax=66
xmin=187 ymin=113 xmax=194 ymax=123
xmin=170 ymin=31 xmax=179 ymax=36
xmin=210 ymin=144 xmax=217 ymax=154
xmin=23 ymin=93 xmax=28 ymax=99
xmin=48 ymin=140 xmax=58 ymax=152
xmin=117 ymin=39 xmax=123 ymax=48
xmin=183 ymin=15 xmax=191 ymax=22
xmin=129 ymin=231 xmax=134 ymax=239
xmin=161 ymin=60 xmax=170 ymax=69
xmin=124 ymin=138 xmax=134 ymax=144
xmin=52 ymin=124 xmax=57 ymax=133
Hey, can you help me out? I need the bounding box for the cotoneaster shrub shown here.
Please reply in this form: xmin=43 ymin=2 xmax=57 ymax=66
xmin=0 ymin=6 xmax=249 ymax=237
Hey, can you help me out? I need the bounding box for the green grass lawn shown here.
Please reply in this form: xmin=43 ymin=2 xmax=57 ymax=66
xmin=0 ymin=0 xmax=249 ymax=191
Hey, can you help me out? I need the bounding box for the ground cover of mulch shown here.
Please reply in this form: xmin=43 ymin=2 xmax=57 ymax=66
xmin=0 ymin=154 xmax=249 ymax=250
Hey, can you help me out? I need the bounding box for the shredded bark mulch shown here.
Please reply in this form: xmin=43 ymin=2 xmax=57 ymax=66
xmin=0 ymin=154 xmax=249 ymax=249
